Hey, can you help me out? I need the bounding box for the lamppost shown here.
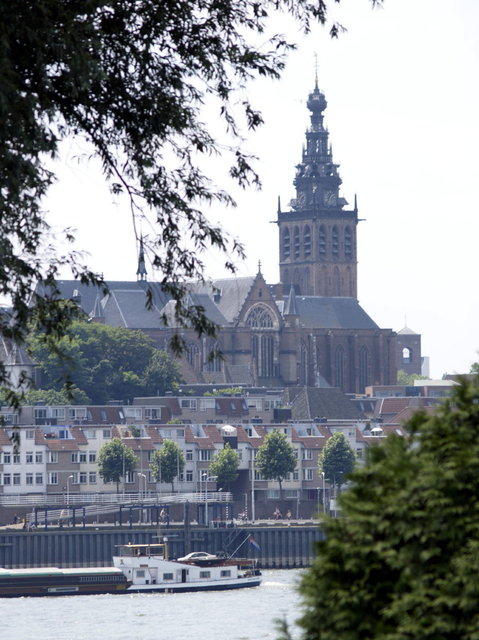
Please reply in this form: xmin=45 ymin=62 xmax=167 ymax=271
xmin=250 ymin=447 xmax=256 ymax=522
xmin=138 ymin=472 xmax=146 ymax=501
xmin=67 ymin=475 xmax=74 ymax=506
xmin=204 ymin=474 xmax=217 ymax=527
xmin=122 ymin=448 xmax=125 ymax=498
xmin=321 ymin=471 xmax=326 ymax=515
xmin=138 ymin=472 xmax=146 ymax=524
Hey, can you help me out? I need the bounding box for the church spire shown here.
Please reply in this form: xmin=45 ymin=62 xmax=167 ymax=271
xmin=276 ymin=77 xmax=359 ymax=299
xmin=284 ymin=284 xmax=298 ymax=316
xmin=136 ymin=235 xmax=147 ymax=281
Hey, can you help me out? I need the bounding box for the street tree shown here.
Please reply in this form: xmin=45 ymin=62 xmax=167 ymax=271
xmin=256 ymin=430 xmax=296 ymax=499
xmin=150 ymin=440 xmax=185 ymax=492
xmin=318 ymin=431 xmax=355 ymax=491
xmin=209 ymin=444 xmax=240 ymax=491
xmin=97 ymin=437 xmax=138 ymax=493
xmin=295 ymin=377 xmax=479 ymax=640
xmin=0 ymin=0 xmax=383 ymax=399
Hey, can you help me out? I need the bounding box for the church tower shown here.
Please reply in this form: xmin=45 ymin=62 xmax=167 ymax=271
xmin=277 ymin=79 xmax=358 ymax=298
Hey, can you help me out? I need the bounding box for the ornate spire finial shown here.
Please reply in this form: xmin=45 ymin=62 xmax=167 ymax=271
xmin=314 ymin=52 xmax=319 ymax=88
xmin=257 ymin=260 xmax=262 ymax=274
xmin=136 ymin=235 xmax=147 ymax=281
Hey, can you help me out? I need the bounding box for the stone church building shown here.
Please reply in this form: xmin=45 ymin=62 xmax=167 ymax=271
xmin=50 ymin=80 xmax=406 ymax=394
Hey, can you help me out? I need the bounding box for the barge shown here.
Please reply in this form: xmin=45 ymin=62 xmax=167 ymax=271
xmin=0 ymin=540 xmax=261 ymax=597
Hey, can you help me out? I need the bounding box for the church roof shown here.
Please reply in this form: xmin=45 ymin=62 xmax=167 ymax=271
xmin=191 ymin=277 xmax=254 ymax=324
xmin=286 ymin=296 xmax=380 ymax=330
xmin=40 ymin=277 xmax=381 ymax=334
xmin=397 ymin=325 xmax=419 ymax=335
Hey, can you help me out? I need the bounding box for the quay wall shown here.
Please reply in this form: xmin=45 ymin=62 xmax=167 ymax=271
xmin=0 ymin=525 xmax=324 ymax=569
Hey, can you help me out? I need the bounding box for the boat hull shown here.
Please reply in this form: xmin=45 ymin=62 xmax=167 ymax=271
xmin=126 ymin=575 xmax=261 ymax=593
xmin=0 ymin=567 xmax=129 ymax=598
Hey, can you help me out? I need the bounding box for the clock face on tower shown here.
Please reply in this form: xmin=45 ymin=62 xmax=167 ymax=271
xmin=323 ymin=190 xmax=337 ymax=206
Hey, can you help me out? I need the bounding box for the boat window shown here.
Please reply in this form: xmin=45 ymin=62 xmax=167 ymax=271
xmin=199 ymin=571 xmax=211 ymax=579
xmin=136 ymin=570 xmax=145 ymax=578
xmin=220 ymin=570 xmax=231 ymax=577
xmin=163 ymin=573 xmax=174 ymax=581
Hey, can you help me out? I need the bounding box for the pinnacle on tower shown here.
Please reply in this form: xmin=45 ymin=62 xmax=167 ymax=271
xmin=136 ymin=235 xmax=147 ymax=282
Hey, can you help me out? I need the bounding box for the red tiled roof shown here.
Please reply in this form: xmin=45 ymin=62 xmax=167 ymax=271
xmin=70 ymin=427 xmax=89 ymax=445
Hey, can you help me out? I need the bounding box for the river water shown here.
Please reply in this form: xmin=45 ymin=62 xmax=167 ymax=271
xmin=1 ymin=569 xmax=305 ymax=640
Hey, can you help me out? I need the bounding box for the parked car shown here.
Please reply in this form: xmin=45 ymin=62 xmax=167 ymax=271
xmin=177 ymin=551 xmax=217 ymax=562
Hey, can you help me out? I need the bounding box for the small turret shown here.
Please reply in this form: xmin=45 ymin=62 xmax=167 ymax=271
xmin=136 ymin=236 xmax=147 ymax=282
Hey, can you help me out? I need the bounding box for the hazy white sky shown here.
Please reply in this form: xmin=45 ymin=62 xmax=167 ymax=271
xmin=45 ymin=0 xmax=479 ymax=379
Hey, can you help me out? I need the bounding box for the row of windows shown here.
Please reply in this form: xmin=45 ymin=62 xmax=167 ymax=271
xmin=71 ymin=452 xmax=97 ymax=464
xmin=34 ymin=408 xmax=87 ymax=420
xmin=1 ymin=473 xmax=44 ymax=486
xmin=1 ymin=451 xmax=98 ymax=465
xmin=0 ymin=465 xmax=334 ymax=488
xmin=0 ymin=471 xmax=98 ymax=486
xmin=282 ymin=225 xmax=353 ymax=260
xmin=0 ymin=451 xmax=54 ymax=464
xmin=80 ymin=429 xmax=112 ymax=439
xmin=1 ymin=446 xmax=318 ymax=470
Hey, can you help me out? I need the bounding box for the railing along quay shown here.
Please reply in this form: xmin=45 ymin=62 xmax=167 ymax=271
xmin=0 ymin=491 xmax=231 ymax=507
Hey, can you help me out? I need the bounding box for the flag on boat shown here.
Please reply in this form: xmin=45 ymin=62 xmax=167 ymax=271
xmin=249 ymin=535 xmax=261 ymax=551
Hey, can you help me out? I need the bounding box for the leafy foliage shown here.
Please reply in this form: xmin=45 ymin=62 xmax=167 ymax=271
xmin=97 ymin=437 xmax=138 ymax=492
xmin=318 ymin=431 xmax=355 ymax=489
xmin=27 ymin=320 xmax=182 ymax=403
xmin=397 ymin=369 xmax=428 ymax=385
xmin=209 ymin=443 xmax=240 ymax=488
xmin=22 ymin=387 xmax=91 ymax=406
xmin=297 ymin=377 xmax=479 ymax=640
xmin=0 ymin=0 xmax=357 ymax=393
xmin=143 ymin=350 xmax=182 ymax=397
xmin=150 ymin=440 xmax=185 ymax=491
xmin=204 ymin=388 xmax=243 ymax=396
xmin=256 ymin=430 xmax=296 ymax=497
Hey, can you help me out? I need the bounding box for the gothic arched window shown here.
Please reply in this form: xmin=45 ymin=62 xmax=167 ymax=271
xmin=332 ymin=226 xmax=339 ymax=257
xmin=402 ymin=347 xmax=413 ymax=363
xmin=246 ymin=305 xmax=274 ymax=328
xmin=319 ymin=225 xmax=326 ymax=257
xmin=359 ymin=346 xmax=369 ymax=391
xmin=260 ymin=335 xmax=274 ymax=377
xmin=206 ymin=342 xmax=222 ymax=372
xmin=332 ymin=266 xmax=340 ymax=296
xmin=345 ymin=266 xmax=353 ymax=297
xmin=344 ymin=226 xmax=352 ymax=258
xmin=294 ymin=226 xmax=300 ymax=259
xmin=304 ymin=225 xmax=311 ymax=258
xmin=282 ymin=227 xmax=290 ymax=259
xmin=186 ymin=342 xmax=200 ymax=370
xmin=335 ymin=346 xmax=344 ymax=390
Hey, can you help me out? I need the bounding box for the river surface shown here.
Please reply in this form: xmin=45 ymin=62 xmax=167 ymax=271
xmin=1 ymin=569 xmax=305 ymax=640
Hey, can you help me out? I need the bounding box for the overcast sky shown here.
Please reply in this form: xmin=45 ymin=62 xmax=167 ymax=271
xmin=45 ymin=0 xmax=479 ymax=379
